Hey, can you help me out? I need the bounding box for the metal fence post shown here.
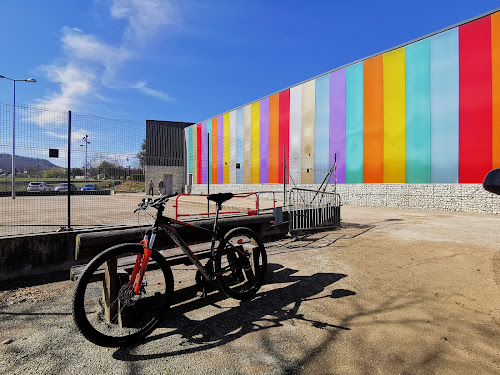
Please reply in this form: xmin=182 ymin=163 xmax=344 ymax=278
xmin=67 ymin=110 xmax=71 ymax=230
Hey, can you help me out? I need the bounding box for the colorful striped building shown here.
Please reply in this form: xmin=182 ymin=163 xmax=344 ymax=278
xmin=186 ymin=9 xmax=500 ymax=187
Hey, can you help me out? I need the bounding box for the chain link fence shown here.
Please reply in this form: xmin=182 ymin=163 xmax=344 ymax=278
xmin=0 ymin=102 xmax=147 ymax=237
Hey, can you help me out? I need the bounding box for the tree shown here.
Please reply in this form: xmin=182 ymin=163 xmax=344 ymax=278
xmin=137 ymin=139 xmax=146 ymax=167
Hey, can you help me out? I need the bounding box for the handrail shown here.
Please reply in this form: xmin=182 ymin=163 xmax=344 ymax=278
xmin=174 ymin=192 xmax=261 ymax=220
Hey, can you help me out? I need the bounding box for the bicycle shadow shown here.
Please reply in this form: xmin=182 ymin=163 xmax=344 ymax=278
xmin=113 ymin=263 xmax=355 ymax=361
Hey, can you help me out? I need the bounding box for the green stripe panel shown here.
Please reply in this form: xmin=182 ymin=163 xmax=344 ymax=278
xmin=405 ymin=39 xmax=431 ymax=183
xmin=345 ymin=62 xmax=364 ymax=183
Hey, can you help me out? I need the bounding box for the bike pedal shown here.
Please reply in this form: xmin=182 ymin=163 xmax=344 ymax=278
xmin=196 ymin=289 xmax=207 ymax=299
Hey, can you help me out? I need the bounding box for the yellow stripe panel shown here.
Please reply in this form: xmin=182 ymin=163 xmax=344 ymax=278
xmin=223 ymin=112 xmax=230 ymax=183
xmin=243 ymin=105 xmax=252 ymax=184
xmin=301 ymin=80 xmax=315 ymax=184
xmin=383 ymin=47 xmax=406 ymax=182
xmin=251 ymin=101 xmax=260 ymax=184
xmin=192 ymin=126 xmax=198 ymax=184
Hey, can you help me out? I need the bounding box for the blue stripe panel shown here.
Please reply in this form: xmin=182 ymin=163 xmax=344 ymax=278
xmin=188 ymin=126 xmax=193 ymax=174
xmin=430 ymin=28 xmax=459 ymax=183
xmin=236 ymin=108 xmax=244 ymax=184
xmin=206 ymin=120 xmax=212 ymax=184
xmin=345 ymin=62 xmax=364 ymax=183
xmin=314 ymin=75 xmax=330 ymax=183
xmin=406 ymin=39 xmax=431 ymax=183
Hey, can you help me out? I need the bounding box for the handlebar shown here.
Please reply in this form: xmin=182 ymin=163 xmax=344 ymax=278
xmin=134 ymin=193 xmax=178 ymax=213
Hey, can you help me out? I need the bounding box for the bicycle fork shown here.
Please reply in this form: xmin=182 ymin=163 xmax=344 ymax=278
xmin=128 ymin=234 xmax=155 ymax=295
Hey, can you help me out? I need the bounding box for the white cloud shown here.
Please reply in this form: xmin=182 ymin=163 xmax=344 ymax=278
xmin=38 ymin=65 xmax=94 ymax=109
xmin=133 ymin=81 xmax=175 ymax=102
xmin=110 ymin=0 xmax=178 ymax=42
xmin=62 ymin=27 xmax=129 ymax=65
xmin=45 ymin=129 xmax=92 ymax=142
xmin=33 ymin=0 xmax=177 ymax=118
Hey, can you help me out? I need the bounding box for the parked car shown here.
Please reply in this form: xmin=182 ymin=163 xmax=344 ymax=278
xmin=55 ymin=183 xmax=78 ymax=191
xmin=80 ymin=183 xmax=99 ymax=191
xmin=27 ymin=182 xmax=53 ymax=191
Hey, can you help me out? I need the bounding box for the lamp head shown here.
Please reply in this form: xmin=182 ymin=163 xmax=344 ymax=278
xmin=26 ymin=78 xmax=36 ymax=83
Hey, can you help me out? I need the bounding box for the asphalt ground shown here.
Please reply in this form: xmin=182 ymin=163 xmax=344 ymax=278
xmin=1 ymin=205 xmax=499 ymax=374
xmin=0 ymin=192 xmax=277 ymax=237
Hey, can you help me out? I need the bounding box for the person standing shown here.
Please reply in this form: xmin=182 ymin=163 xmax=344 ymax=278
xmin=158 ymin=179 xmax=164 ymax=195
xmin=148 ymin=179 xmax=154 ymax=196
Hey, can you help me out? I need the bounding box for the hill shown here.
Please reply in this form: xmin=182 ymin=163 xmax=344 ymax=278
xmin=0 ymin=153 xmax=58 ymax=173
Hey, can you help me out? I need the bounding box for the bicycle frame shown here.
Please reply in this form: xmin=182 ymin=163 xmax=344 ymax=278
xmin=128 ymin=201 xmax=246 ymax=295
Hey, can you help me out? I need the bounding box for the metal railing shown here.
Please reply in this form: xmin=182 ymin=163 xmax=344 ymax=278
xmin=288 ymin=188 xmax=341 ymax=232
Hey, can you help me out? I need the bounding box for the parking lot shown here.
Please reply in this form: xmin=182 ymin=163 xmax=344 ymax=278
xmin=1 ymin=205 xmax=499 ymax=374
xmin=0 ymin=192 xmax=277 ymax=236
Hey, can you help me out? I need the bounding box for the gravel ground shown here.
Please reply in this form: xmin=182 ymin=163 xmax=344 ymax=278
xmin=1 ymin=205 xmax=499 ymax=374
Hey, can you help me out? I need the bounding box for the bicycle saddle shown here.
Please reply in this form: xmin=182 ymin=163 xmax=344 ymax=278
xmin=207 ymin=193 xmax=234 ymax=205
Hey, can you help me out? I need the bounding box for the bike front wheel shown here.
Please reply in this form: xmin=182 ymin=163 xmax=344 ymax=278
xmin=73 ymin=243 xmax=174 ymax=347
xmin=215 ymin=227 xmax=267 ymax=300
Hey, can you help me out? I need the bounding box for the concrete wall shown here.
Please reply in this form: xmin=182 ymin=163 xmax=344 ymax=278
xmin=190 ymin=183 xmax=500 ymax=214
xmin=145 ymin=165 xmax=185 ymax=195
xmin=0 ymin=230 xmax=81 ymax=281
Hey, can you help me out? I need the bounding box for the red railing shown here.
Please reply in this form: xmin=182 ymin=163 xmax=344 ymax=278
xmin=174 ymin=191 xmax=277 ymax=220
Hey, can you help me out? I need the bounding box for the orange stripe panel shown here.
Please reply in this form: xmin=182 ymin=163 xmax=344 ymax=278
xmin=363 ymin=55 xmax=384 ymax=182
xmin=269 ymin=93 xmax=280 ymax=183
xmin=493 ymin=12 xmax=500 ymax=169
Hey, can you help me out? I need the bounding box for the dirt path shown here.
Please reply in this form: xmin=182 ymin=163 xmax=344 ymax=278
xmin=0 ymin=205 xmax=499 ymax=374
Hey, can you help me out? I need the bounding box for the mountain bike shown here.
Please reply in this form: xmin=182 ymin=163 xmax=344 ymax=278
xmin=72 ymin=192 xmax=267 ymax=347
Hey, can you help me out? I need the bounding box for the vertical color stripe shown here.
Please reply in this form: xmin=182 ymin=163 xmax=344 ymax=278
xmin=492 ymin=12 xmax=500 ymax=169
xmin=269 ymin=93 xmax=280 ymax=183
xmin=260 ymin=97 xmax=269 ymax=183
xmin=243 ymin=105 xmax=252 ymax=184
xmin=223 ymin=113 xmax=230 ymax=184
xmin=196 ymin=124 xmax=202 ymax=184
xmin=201 ymin=122 xmax=207 ymax=184
xmin=363 ymin=55 xmax=384 ymax=183
xmin=459 ymin=16 xmax=492 ymax=183
xmin=212 ymin=117 xmax=218 ymax=184
xmin=279 ymin=89 xmax=290 ymax=183
xmin=406 ymin=39 xmax=431 ymax=183
xmin=430 ymin=28 xmax=459 ymax=183
xmin=383 ymin=47 xmax=406 ymax=183
xmin=345 ymin=63 xmax=364 ymax=183
xmin=302 ymin=80 xmax=315 ymax=184
xmin=192 ymin=125 xmax=198 ymax=184
xmin=314 ymin=75 xmax=330 ymax=183
xmin=251 ymin=102 xmax=260 ymax=184
xmin=236 ymin=108 xmax=244 ymax=184
xmin=330 ymin=70 xmax=346 ymax=184
xmin=206 ymin=120 xmax=212 ymax=184
xmin=289 ymin=86 xmax=302 ymax=184
xmin=218 ymin=115 xmax=224 ymax=184
xmin=188 ymin=126 xmax=193 ymax=174
xmin=229 ymin=110 xmax=237 ymax=184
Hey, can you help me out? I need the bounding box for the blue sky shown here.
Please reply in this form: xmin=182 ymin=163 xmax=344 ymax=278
xmin=1 ymin=0 xmax=499 ymax=168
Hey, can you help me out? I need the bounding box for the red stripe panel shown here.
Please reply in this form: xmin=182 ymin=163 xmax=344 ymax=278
xmin=459 ymin=16 xmax=493 ymax=183
xmin=197 ymin=124 xmax=202 ymax=184
xmin=278 ymin=89 xmax=290 ymax=183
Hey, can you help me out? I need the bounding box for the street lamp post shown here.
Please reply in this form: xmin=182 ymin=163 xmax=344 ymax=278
xmin=81 ymin=135 xmax=90 ymax=179
xmin=0 ymin=75 xmax=37 ymax=199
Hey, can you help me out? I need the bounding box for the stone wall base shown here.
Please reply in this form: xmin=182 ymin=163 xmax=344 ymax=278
xmin=190 ymin=183 xmax=500 ymax=214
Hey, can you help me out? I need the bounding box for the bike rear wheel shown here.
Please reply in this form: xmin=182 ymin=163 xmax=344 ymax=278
xmin=73 ymin=243 xmax=173 ymax=347
xmin=215 ymin=227 xmax=267 ymax=300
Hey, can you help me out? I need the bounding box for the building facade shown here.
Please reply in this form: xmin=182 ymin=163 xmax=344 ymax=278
xmin=145 ymin=120 xmax=192 ymax=195
xmin=184 ymin=9 xmax=500 ymax=213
